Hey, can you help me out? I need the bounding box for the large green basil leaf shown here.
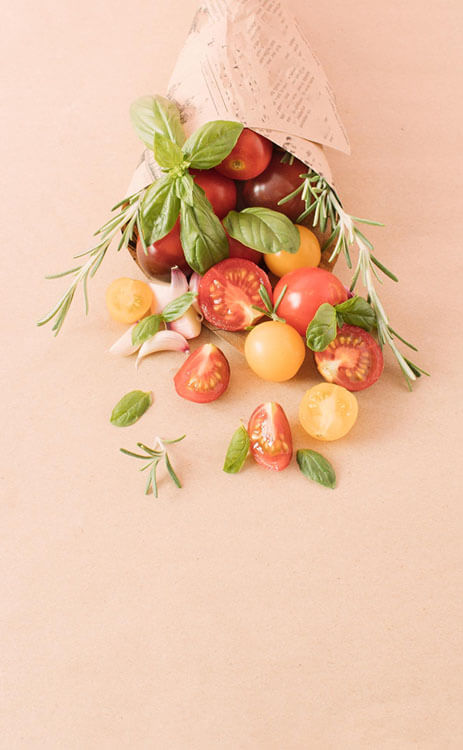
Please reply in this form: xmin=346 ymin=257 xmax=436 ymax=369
xmin=305 ymin=303 xmax=338 ymax=351
xmin=335 ymin=296 xmax=376 ymax=331
xmin=223 ymin=207 xmax=299 ymax=254
xmin=130 ymin=95 xmax=185 ymax=149
xmin=153 ymin=132 xmax=183 ymax=169
xmin=180 ymin=184 xmax=228 ymax=274
xmin=183 ymin=121 xmax=243 ymax=169
xmin=140 ymin=176 xmax=180 ymax=246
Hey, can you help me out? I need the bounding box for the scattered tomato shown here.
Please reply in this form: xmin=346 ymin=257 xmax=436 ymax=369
xmin=248 ymin=402 xmax=292 ymax=471
xmin=299 ymin=383 xmax=358 ymax=441
xmin=264 ymin=225 xmax=321 ymax=277
xmin=174 ymin=343 xmax=230 ymax=403
xmin=226 ymin=229 xmax=262 ymax=264
xmin=216 ymin=128 xmax=273 ymax=180
xmin=245 ymin=321 xmax=305 ymax=382
xmin=106 ymin=278 xmax=152 ymax=324
xmin=136 ymin=218 xmax=190 ymax=277
xmin=192 ymin=169 xmax=237 ymax=218
xmin=198 ymin=258 xmax=272 ymax=331
xmin=274 ymin=267 xmax=348 ymax=336
xmin=241 ymin=152 xmax=307 ymax=221
xmin=314 ymin=325 xmax=384 ymax=391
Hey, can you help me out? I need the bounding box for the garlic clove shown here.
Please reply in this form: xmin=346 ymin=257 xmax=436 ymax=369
xmin=109 ymin=324 xmax=140 ymax=356
xmin=136 ymin=330 xmax=189 ymax=368
xmin=189 ymin=272 xmax=202 ymax=312
xmin=168 ymin=306 xmax=202 ymax=339
xmin=149 ymin=266 xmax=189 ymax=314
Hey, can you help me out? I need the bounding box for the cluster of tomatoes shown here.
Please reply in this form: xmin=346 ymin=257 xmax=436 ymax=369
xmin=106 ymin=129 xmax=384 ymax=472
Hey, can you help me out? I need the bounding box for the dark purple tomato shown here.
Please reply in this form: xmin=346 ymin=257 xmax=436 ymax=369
xmin=241 ymin=152 xmax=307 ymax=222
xmin=136 ymin=218 xmax=190 ymax=277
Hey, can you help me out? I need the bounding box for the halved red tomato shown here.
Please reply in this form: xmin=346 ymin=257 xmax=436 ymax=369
xmin=198 ymin=258 xmax=272 ymax=331
xmin=174 ymin=343 xmax=230 ymax=403
xmin=248 ymin=402 xmax=292 ymax=471
xmin=314 ymin=325 xmax=384 ymax=391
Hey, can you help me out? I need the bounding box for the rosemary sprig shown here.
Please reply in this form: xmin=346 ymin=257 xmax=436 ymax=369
xmin=279 ymin=166 xmax=427 ymax=388
xmin=37 ymin=189 xmax=144 ymax=335
xmin=120 ymin=434 xmax=185 ymax=497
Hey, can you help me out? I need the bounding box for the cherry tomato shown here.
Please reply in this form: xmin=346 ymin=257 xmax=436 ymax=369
xmin=225 ymin=229 xmax=262 ymax=264
xmin=241 ymin=152 xmax=307 ymax=221
xmin=314 ymin=325 xmax=384 ymax=391
xmin=106 ymin=278 xmax=152 ymax=324
xmin=136 ymin=218 xmax=190 ymax=277
xmin=198 ymin=258 xmax=272 ymax=331
xmin=215 ymin=128 xmax=273 ymax=181
xmin=299 ymin=383 xmax=358 ymax=441
xmin=191 ymin=169 xmax=237 ymax=218
xmin=174 ymin=343 xmax=230 ymax=403
xmin=248 ymin=402 xmax=292 ymax=471
xmin=274 ymin=267 xmax=348 ymax=336
xmin=244 ymin=321 xmax=305 ymax=382
xmin=264 ymin=225 xmax=321 ymax=277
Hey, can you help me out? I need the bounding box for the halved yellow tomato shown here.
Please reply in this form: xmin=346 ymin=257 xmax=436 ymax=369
xmin=106 ymin=278 xmax=153 ymax=324
xmin=299 ymin=383 xmax=358 ymax=441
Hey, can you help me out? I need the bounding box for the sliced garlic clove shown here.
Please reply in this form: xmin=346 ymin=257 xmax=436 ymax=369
xmin=168 ymin=306 xmax=202 ymax=339
xmin=136 ymin=330 xmax=189 ymax=368
xmin=109 ymin=325 xmax=140 ymax=356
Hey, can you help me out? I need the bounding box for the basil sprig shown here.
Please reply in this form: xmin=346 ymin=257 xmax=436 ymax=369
xmin=110 ymin=390 xmax=152 ymax=427
xmin=306 ymin=296 xmax=377 ymax=352
xmin=223 ymin=425 xmax=250 ymax=474
xmin=223 ymin=207 xmax=300 ymax=255
xmin=131 ymin=292 xmax=197 ymax=346
xmin=140 ymin=177 xmax=180 ymax=246
xmin=297 ymin=449 xmax=336 ymax=489
xmin=180 ymin=185 xmax=228 ymax=274
xmin=130 ymin=95 xmax=185 ymax=149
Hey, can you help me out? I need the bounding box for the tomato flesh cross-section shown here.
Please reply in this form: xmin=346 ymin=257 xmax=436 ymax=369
xmin=198 ymin=258 xmax=273 ymax=331
xmin=314 ymin=325 xmax=384 ymax=391
xmin=248 ymin=402 xmax=292 ymax=471
xmin=174 ymin=343 xmax=230 ymax=403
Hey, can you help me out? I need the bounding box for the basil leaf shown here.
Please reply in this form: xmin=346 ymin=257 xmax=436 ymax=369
xmin=297 ymin=449 xmax=336 ymax=489
xmin=306 ymin=303 xmax=338 ymax=351
xmin=180 ymin=184 xmax=228 ymax=274
xmin=110 ymin=390 xmax=152 ymax=427
xmin=161 ymin=292 xmax=197 ymax=322
xmin=183 ymin=121 xmax=243 ymax=169
xmin=175 ymin=173 xmax=195 ymax=206
xmin=140 ymin=176 xmax=180 ymax=246
xmin=153 ymin=132 xmax=183 ymax=169
xmin=130 ymin=95 xmax=185 ymax=149
xmin=223 ymin=207 xmax=300 ymax=254
xmin=131 ymin=315 xmax=162 ymax=346
xmin=335 ymin=296 xmax=376 ymax=331
xmin=223 ymin=425 xmax=250 ymax=474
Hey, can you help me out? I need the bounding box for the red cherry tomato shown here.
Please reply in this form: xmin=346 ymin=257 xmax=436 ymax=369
xmin=314 ymin=324 xmax=384 ymax=391
xmin=215 ymin=128 xmax=273 ymax=181
xmin=241 ymin=152 xmax=307 ymax=221
xmin=274 ymin=267 xmax=348 ymax=336
xmin=192 ymin=170 xmax=237 ymax=218
xmin=225 ymin=229 xmax=262 ymax=264
xmin=248 ymin=402 xmax=292 ymax=471
xmin=198 ymin=258 xmax=272 ymax=331
xmin=174 ymin=343 xmax=230 ymax=403
xmin=136 ymin=218 xmax=190 ymax=277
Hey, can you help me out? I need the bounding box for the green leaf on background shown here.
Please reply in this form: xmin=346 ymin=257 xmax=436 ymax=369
xmin=223 ymin=425 xmax=250 ymax=474
xmin=306 ymin=303 xmax=338 ymax=351
xmin=223 ymin=207 xmax=299 ymax=255
xmin=153 ymin=132 xmax=183 ymax=169
xmin=183 ymin=121 xmax=243 ymax=169
xmin=130 ymin=95 xmax=185 ymax=149
xmin=180 ymin=184 xmax=228 ymax=274
xmin=131 ymin=315 xmax=162 ymax=346
xmin=335 ymin=296 xmax=376 ymax=331
xmin=140 ymin=176 xmax=180 ymax=246
xmin=110 ymin=390 xmax=152 ymax=427
xmin=161 ymin=292 xmax=197 ymax=322
xmin=297 ymin=449 xmax=336 ymax=489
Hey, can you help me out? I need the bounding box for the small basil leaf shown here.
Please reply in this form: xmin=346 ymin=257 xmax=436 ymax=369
xmin=183 ymin=121 xmax=243 ymax=169
xmin=132 ymin=315 xmax=162 ymax=346
xmin=110 ymin=390 xmax=152 ymax=427
xmin=153 ymin=132 xmax=183 ymax=169
xmin=223 ymin=425 xmax=250 ymax=474
xmin=161 ymin=292 xmax=197 ymax=322
xmin=223 ymin=207 xmax=299 ymax=254
xmin=130 ymin=95 xmax=185 ymax=149
xmin=140 ymin=176 xmax=180 ymax=246
xmin=297 ymin=449 xmax=336 ymax=489
xmin=175 ymin=173 xmax=195 ymax=206
xmin=180 ymin=184 xmax=228 ymax=274
xmin=306 ymin=303 xmax=338 ymax=351
xmin=335 ymin=296 xmax=376 ymax=331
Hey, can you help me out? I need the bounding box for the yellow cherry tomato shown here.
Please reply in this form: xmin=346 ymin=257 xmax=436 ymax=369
xmin=299 ymin=383 xmax=358 ymax=441
xmin=245 ymin=320 xmax=306 ymax=381
xmin=264 ymin=225 xmax=321 ymax=277
xmin=106 ymin=278 xmax=153 ymax=324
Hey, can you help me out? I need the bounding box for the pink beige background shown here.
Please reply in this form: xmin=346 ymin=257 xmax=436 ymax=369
xmin=2 ymin=1 xmax=463 ymax=747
